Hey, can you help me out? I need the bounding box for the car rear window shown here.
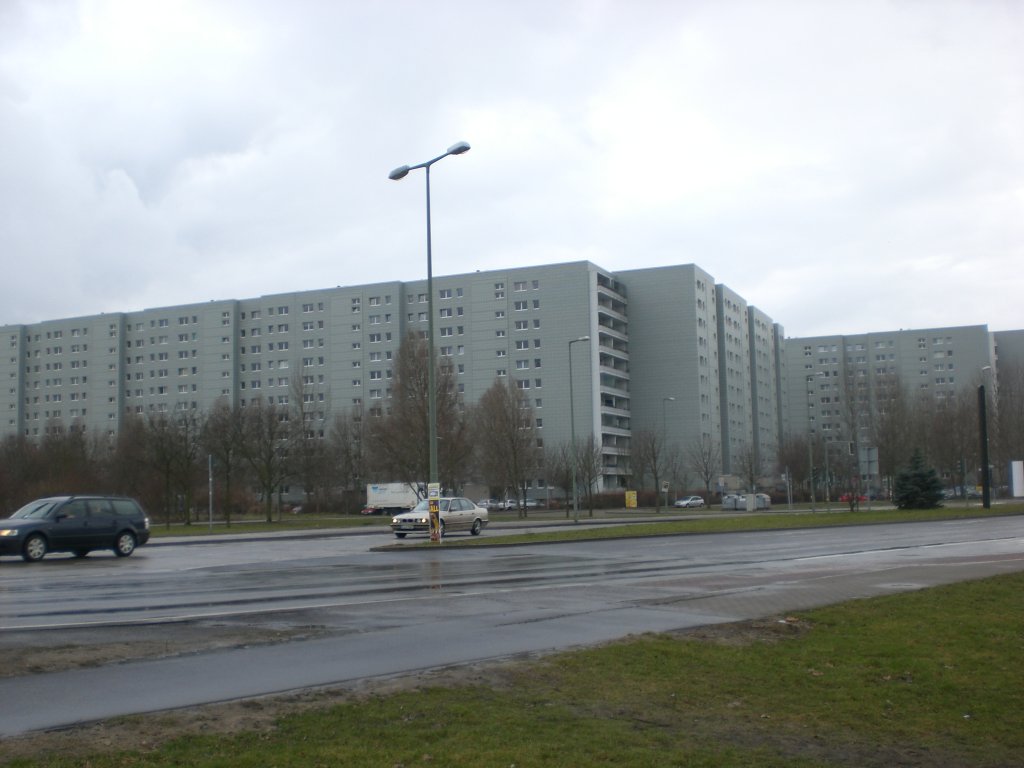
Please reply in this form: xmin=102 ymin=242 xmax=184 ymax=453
xmin=110 ymin=499 xmax=143 ymax=518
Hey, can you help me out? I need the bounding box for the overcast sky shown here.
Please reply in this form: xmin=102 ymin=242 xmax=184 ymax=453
xmin=1 ymin=0 xmax=1021 ymax=337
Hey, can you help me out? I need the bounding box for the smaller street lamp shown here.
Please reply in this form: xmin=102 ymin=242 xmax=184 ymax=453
xmin=568 ymin=335 xmax=590 ymax=523
xmin=661 ymin=397 xmax=676 ymax=508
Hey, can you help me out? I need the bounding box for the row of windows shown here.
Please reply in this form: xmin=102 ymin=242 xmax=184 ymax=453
xmin=16 ymin=328 xmax=89 ymax=342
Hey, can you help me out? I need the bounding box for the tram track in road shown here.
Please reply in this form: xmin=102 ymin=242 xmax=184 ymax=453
xmin=3 ymin=519 xmax=1022 ymax=630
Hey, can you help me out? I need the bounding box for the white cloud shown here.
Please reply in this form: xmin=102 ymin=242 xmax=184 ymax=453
xmin=0 ymin=0 xmax=1021 ymax=337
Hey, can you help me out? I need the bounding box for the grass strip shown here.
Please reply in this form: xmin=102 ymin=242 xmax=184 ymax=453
xmin=8 ymin=571 xmax=1023 ymax=767
xmin=402 ymin=504 xmax=1024 ymax=547
xmin=151 ymin=504 xmax=1021 ymax=540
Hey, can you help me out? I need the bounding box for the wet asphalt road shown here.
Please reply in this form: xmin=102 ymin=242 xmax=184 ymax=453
xmin=1 ymin=514 xmax=1022 ymax=736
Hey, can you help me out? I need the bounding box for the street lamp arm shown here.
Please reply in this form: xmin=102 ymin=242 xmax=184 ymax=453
xmin=389 ymin=142 xmax=472 ymax=180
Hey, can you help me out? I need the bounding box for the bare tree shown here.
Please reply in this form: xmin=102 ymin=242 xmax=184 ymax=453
xmin=239 ymin=396 xmax=294 ymax=522
xmin=576 ymin=435 xmax=603 ymax=517
xmin=544 ymin=442 xmax=574 ymax=514
xmin=145 ymin=413 xmax=183 ymax=526
xmin=868 ymin=373 xmax=915 ymax=494
xmin=366 ymin=332 xmax=466 ymax=493
xmin=105 ymin=414 xmax=156 ymax=507
xmin=170 ymin=409 xmax=206 ymax=524
xmin=436 ymin=357 xmax=472 ymax=496
xmin=687 ymin=436 xmax=721 ymax=501
xmin=776 ymin=434 xmax=809 ymax=500
xmin=366 ymin=333 xmax=430 ymax=486
xmin=202 ymin=400 xmax=248 ymax=526
xmin=289 ymin=375 xmax=334 ymax=514
xmin=733 ymin=443 xmax=763 ymax=494
xmin=38 ymin=427 xmax=98 ymax=493
xmin=328 ymin=406 xmax=367 ymax=512
xmin=631 ymin=428 xmax=675 ymax=511
xmin=996 ymin=361 xmax=1024 ymax=477
xmin=472 ymin=378 xmax=540 ymax=517
xmin=928 ymin=387 xmax=979 ymax=496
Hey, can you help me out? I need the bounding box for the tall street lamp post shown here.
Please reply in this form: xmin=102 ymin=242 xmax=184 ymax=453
xmin=388 ymin=142 xmax=471 ymax=521
xmin=662 ymin=396 xmax=675 ymax=508
xmin=568 ymin=335 xmax=590 ymax=523
xmin=662 ymin=396 xmax=676 ymax=437
xmin=806 ymin=377 xmax=816 ymax=512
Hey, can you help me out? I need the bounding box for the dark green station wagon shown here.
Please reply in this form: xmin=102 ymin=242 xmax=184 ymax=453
xmin=0 ymin=496 xmax=151 ymax=562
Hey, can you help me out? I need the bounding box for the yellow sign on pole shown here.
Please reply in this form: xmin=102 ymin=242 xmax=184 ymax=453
xmin=428 ymin=482 xmax=442 ymax=543
xmin=625 ymin=490 xmax=637 ymax=509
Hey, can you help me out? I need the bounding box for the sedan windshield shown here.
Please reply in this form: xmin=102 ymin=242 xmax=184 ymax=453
xmin=411 ymin=499 xmax=450 ymax=513
xmin=10 ymin=500 xmax=59 ymax=519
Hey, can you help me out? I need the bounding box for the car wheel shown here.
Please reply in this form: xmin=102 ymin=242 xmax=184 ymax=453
xmin=394 ymin=532 xmax=407 ymax=539
xmin=22 ymin=533 xmax=47 ymax=563
xmin=439 ymin=520 xmax=446 ymax=537
xmin=73 ymin=549 xmax=91 ymax=558
xmin=113 ymin=531 xmax=137 ymax=557
xmin=470 ymin=518 xmax=482 ymax=536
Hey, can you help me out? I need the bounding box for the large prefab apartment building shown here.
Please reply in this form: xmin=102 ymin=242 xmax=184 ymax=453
xmin=0 ymin=261 xmax=787 ymax=495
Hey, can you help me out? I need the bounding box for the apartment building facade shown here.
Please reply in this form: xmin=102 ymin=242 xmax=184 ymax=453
xmin=1 ymin=261 xmax=786 ymax=495
xmin=782 ymin=325 xmax=1000 ymax=487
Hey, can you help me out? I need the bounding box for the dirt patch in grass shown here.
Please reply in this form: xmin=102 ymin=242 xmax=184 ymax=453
xmin=0 ymin=616 xmax=805 ymax=763
xmin=0 ymin=623 xmax=329 ymax=680
xmin=0 ymin=648 xmax=534 ymax=764
xmin=672 ymin=614 xmax=815 ymax=645
xmin=0 ymin=610 xmax=1006 ymax=767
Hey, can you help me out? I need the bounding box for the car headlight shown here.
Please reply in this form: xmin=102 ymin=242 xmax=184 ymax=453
xmin=0 ymin=529 xmax=18 ymax=536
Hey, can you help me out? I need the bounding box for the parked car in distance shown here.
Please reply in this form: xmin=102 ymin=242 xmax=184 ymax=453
xmin=504 ymin=498 xmax=541 ymax=510
xmin=390 ymin=497 xmax=488 ymax=538
xmin=0 ymin=495 xmax=151 ymax=562
xmin=839 ymin=493 xmax=868 ymax=503
xmin=477 ymin=499 xmax=503 ymax=511
xmin=673 ymin=496 xmax=705 ymax=508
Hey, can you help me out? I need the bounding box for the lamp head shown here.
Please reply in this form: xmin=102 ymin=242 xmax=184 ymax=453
xmin=447 ymin=141 xmax=471 ymax=155
xmin=388 ymin=165 xmax=411 ymax=181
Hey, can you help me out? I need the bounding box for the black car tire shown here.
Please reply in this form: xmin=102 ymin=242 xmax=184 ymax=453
xmin=470 ymin=518 xmax=482 ymax=536
xmin=439 ymin=520 xmax=446 ymax=537
xmin=73 ymin=549 xmax=91 ymax=558
xmin=394 ymin=532 xmax=407 ymax=539
xmin=113 ymin=531 xmax=137 ymax=557
xmin=22 ymin=533 xmax=47 ymax=563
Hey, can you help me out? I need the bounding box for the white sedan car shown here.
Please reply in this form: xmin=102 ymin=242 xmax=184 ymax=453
xmin=390 ymin=497 xmax=489 ymax=539
xmin=673 ymin=496 xmax=705 ymax=508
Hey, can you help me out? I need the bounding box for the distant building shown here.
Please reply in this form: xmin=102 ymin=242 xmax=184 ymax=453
xmin=782 ymin=325 xmax=1000 ymax=490
xmin=0 ymin=261 xmax=786 ymax=496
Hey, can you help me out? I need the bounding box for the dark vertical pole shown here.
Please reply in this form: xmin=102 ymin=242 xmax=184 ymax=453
xmin=978 ymin=384 xmax=991 ymax=509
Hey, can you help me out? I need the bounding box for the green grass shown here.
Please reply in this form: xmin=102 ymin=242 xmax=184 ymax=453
xmin=402 ymin=503 xmax=1024 ymax=548
xmin=149 ymin=514 xmax=382 ymax=537
xmin=9 ymin=571 xmax=1023 ymax=766
xmin=151 ymin=502 xmax=1023 ymax=541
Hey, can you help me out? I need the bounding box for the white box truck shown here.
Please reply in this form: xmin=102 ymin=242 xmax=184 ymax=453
xmin=363 ymin=483 xmax=422 ymax=515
